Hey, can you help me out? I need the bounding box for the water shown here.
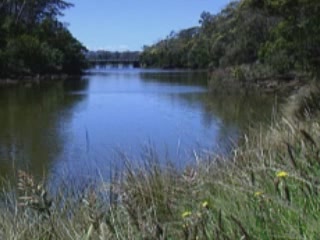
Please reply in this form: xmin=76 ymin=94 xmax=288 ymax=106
xmin=0 ymin=68 xmax=277 ymax=188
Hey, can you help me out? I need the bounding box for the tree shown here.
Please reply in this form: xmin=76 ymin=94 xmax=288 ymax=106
xmin=246 ymin=0 xmax=320 ymax=76
xmin=0 ymin=0 xmax=87 ymax=77
xmin=140 ymin=0 xmax=319 ymax=79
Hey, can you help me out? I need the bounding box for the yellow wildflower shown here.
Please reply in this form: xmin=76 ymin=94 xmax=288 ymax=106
xmin=277 ymin=171 xmax=289 ymax=178
xmin=202 ymin=201 xmax=209 ymax=208
xmin=254 ymin=191 xmax=263 ymax=197
xmin=182 ymin=211 xmax=192 ymax=218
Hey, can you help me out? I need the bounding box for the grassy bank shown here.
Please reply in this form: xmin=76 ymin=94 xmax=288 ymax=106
xmin=1 ymin=87 xmax=320 ymax=239
xmin=208 ymin=64 xmax=308 ymax=94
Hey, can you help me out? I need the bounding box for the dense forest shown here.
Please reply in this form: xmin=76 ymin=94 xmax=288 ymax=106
xmin=140 ymin=0 xmax=320 ymax=78
xmin=0 ymin=0 xmax=87 ymax=78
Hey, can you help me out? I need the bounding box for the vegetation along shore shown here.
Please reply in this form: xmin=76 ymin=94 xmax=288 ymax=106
xmin=1 ymin=0 xmax=320 ymax=239
xmin=141 ymin=0 xmax=319 ymax=93
xmin=0 ymin=1 xmax=87 ymax=81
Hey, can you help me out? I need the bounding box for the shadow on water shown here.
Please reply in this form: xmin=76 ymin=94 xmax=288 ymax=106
xmin=139 ymin=70 xmax=208 ymax=86
xmin=155 ymin=92 xmax=279 ymax=158
xmin=0 ymin=78 xmax=88 ymax=186
xmin=139 ymin=69 xmax=279 ymax=154
xmin=177 ymin=92 xmax=279 ymax=129
xmin=0 ymin=69 xmax=280 ymax=195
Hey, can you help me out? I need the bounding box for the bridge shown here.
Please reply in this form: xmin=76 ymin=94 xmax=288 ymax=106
xmin=88 ymin=59 xmax=141 ymax=68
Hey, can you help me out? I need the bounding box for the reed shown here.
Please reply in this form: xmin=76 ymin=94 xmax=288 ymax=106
xmin=1 ymin=89 xmax=320 ymax=239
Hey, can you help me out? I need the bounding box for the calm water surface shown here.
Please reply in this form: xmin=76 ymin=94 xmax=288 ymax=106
xmin=0 ymin=68 xmax=277 ymax=188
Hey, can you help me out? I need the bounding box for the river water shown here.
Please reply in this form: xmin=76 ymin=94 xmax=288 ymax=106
xmin=0 ymin=68 xmax=278 ymax=188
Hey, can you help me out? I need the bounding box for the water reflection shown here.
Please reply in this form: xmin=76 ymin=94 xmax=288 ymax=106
xmin=139 ymin=70 xmax=208 ymax=85
xmin=0 ymin=79 xmax=87 ymax=185
xmin=0 ymin=69 xmax=278 ymax=191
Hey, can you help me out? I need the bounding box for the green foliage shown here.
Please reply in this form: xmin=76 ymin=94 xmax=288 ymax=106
xmin=140 ymin=27 xmax=201 ymax=68
xmin=0 ymin=0 xmax=87 ymax=78
xmin=4 ymin=35 xmax=61 ymax=74
xmin=142 ymin=0 xmax=319 ymax=80
xmin=141 ymin=1 xmax=274 ymax=70
xmin=248 ymin=0 xmax=320 ymax=77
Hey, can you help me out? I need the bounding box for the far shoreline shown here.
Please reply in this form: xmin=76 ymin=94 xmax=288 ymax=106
xmin=0 ymin=74 xmax=85 ymax=87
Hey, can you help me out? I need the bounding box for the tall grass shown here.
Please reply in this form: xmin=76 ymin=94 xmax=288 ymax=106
xmin=1 ymin=88 xmax=320 ymax=239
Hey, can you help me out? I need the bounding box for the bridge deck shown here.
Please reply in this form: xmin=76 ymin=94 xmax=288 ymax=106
xmin=88 ymin=59 xmax=141 ymax=67
xmin=88 ymin=59 xmax=140 ymax=63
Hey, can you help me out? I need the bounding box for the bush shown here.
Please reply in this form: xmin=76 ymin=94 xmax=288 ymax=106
xmin=6 ymin=35 xmax=46 ymax=74
xmin=4 ymin=35 xmax=66 ymax=75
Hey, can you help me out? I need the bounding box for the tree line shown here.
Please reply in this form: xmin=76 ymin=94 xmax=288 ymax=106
xmin=140 ymin=0 xmax=320 ymax=78
xmin=0 ymin=0 xmax=87 ymax=78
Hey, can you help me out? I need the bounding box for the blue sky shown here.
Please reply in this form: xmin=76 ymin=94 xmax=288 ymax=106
xmin=62 ymin=0 xmax=232 ymax=51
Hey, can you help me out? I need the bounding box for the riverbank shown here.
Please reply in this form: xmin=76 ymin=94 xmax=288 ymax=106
xmin=1 ymin=83 xmax=320 ymax=239
xmin=208 ymin=64 xmax=309 ymax=94
xmin=0 ymin=74 xmax=83 ymax=87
